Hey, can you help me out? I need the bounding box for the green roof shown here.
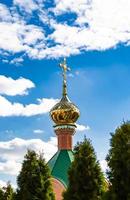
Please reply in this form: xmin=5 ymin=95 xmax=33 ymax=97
xmin=48 ymin=150 xmax=74 ymax=188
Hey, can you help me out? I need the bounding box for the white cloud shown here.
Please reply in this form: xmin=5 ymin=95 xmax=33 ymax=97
xmin=33 ymin=129 xmax=44 ymax=134
xmin=0 ymin=76 xmax=35 ymax=96
xmin=49 ymin=23 xmax=119 ymax=52
xmin=0 ymin=3 xmax=46 ymax=59
xmin=76 ymin=123 xmax=90 ymax=131
xmin=0 ymin=3 xmax=21 ymax=23
xmin=50 ymin=24 xmax=82 ymax=49
xmin=48 ymin=137 xmax=57 ymax=146
xmin=29 ymin=44 xmax=80 ymax=59
xmin=100 ymin=160 xmax=109 ymax=173
xmin=0 ymin=96 xmax=58 ymax=117
xmin=13 ymin=0 xmax=38 ymax=13
xmin=10 ymin=57 xmax=24 ymax=65
xmin=0 ymin=137 xmax=108 ymax=178
xmin=0 ymin=180 xmax=7 ymax=188
xmin=52 ymin=0 xmax=130 ymax=51
xmin=0 ymin=137 xmax=57 ymax=176
xmin=54 ymin=0 xmax=90 ymax=15
xmin=0 ymin=22 xmax=45 ymax=53
xmin=0 ymin=3 xmax=12 ymax=22
xmin=0 ymin=22 xmax=26 ymax=53
xmin=1 ymin=0 xmax=130 ymax=59
xmin=0 ymin=161 xmax=21 ymax=176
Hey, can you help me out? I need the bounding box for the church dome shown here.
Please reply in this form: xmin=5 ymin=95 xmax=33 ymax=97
xmin=50 ymin=58 xmax=80 ymax=126
xmin=50 ymin=95 xmax=80 ymax=126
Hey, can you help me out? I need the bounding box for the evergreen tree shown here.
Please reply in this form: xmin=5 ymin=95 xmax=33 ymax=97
xmin=106 ymin=122 xmax=130 ymax=200
xmin=0 ymin=187 xmax=4 ymax=200
xmin=63 ymin=137 xmax=105 ymax=200
xmin=16 ymin=150 xmax=55 ymax=200
xmin=3 ymin=182 xmax=16 ymax=200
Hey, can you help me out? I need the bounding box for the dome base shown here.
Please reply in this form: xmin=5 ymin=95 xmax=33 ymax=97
xmin=54 ymin=124 xmax=76 ymax=130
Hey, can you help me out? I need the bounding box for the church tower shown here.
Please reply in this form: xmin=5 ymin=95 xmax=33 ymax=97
xmin=48 ymin=59 xmax=80 ymax=200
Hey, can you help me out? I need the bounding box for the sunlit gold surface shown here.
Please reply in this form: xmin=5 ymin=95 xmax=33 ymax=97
xmin=50 ymin=96 xmax=80 ymax=125
xmin=59 ymin=58 xmax=70 ymax=97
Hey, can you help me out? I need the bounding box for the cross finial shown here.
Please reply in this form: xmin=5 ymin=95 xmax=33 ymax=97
xmin=60 ymin=58 xmax=70 ymax=73
xmin=59 ymin=58 xmax=70 ymax=97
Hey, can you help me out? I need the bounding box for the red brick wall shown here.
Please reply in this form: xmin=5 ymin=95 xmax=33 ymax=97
xmin=55 ymin=128 xmax=75 ymax=150
xmin=58 ymin=134 xmax=72 ymax=150
xmin=52 ymin=178 xmax=65 ymax=200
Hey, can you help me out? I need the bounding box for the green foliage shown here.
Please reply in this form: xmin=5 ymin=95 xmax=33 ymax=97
xmin=16 ymin=150 xmax=55 ymax=200
xmin=0 ymin=187 xmax=4 ymax=200
xmin=3 ymin=182 xmax=16 ymax=200
xmin=0 ymin=182 xmax=16 ymax=200
xmin=106 ymin=122 xmax=130 ymax=200
xmin=63 ymin=137 xmax=105 ymax=200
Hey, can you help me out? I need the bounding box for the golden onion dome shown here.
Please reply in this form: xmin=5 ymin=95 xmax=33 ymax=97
xmin=50 ymin=95 xmax=80 ymax=126
xmin=50 ymin=58 xmax=80 ymax=126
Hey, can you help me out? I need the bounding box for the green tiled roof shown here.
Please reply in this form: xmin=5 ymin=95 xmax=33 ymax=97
xmin=48 ymin=150 xmax=74 ymax=188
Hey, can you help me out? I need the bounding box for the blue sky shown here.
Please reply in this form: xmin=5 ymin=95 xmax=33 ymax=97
xmin=0 ymin=0 xmax=130 ymax=187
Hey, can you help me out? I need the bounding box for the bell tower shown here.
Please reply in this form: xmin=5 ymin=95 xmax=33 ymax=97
xmin=48 ymin=59 xmax=80 ymax=200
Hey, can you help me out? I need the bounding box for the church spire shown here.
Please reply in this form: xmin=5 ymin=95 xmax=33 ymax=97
xmin=48 ymin=59 xmax=81 ymax=200
xmin=50 ymin=59 xmax=80 ymax=150
xmin=59 ymin=58 xmax=70 ymax=97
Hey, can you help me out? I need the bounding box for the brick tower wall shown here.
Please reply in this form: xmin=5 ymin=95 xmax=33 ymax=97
xmin=51 ymin=178 xmax=65 ymax=200
xmin=55 ymin=128 xmax=75 ymax=150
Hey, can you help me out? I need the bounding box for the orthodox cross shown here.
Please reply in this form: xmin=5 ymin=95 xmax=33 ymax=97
xmin=59 ymin=58 xmax=70 ymax=97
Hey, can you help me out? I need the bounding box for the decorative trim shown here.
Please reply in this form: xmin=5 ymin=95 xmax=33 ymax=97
xmin=54 ymin=124 xmax=76 ymax=131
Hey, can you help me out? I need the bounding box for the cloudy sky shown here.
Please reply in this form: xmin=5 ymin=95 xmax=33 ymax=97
xmin=0 ymin=0 xmax=130 ymax=187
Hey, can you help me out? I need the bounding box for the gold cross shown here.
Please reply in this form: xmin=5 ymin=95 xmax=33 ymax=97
xmin=59 ymin=58 xmax=70 ymax=74
xmin=59 ymin=58 xmax=70 ymax=97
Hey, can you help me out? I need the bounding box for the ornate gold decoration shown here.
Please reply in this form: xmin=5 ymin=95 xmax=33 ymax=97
xmin=50 ymin=59 xmax=80 ymax=126
xmin=59 ymin=58 xmax=70 ymax=97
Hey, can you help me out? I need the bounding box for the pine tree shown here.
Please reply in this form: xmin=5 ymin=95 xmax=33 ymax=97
xmin=16 ymin=150 xmax=55 ymax=200
xmin=63 ymin=137 xmax=105 ymax=200
xmin=106 ymin=122 xmax=130 ymax=200
xmin=0 ymin=187 xmax=4 ymax=200
xmin=3 ymin=182 xmax=16 ymax=200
